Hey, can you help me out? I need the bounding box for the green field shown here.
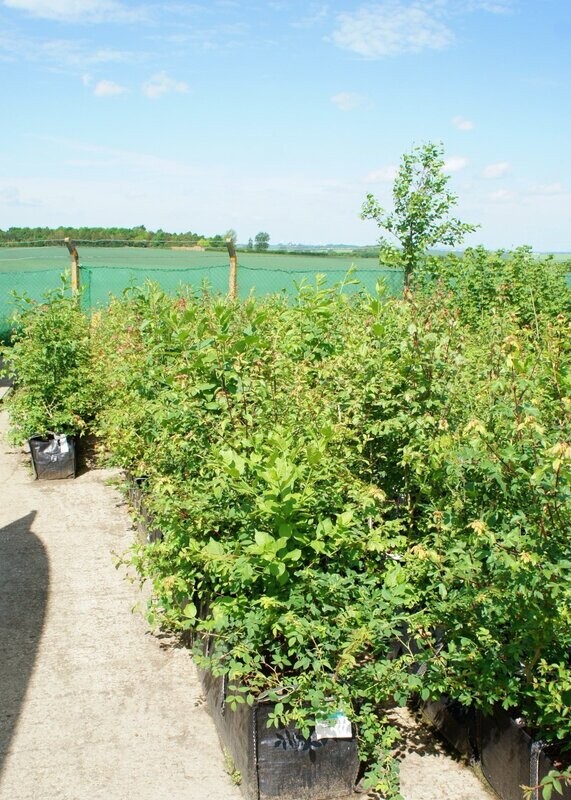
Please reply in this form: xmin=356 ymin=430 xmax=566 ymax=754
xmin=2 ymin=245 xmax=569 ymax=273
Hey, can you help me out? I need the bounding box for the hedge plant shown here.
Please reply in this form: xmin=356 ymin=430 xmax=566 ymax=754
xmin=3 ymin=255 xmax=569 ymax=797
xmin=0 ymin=286 xmax=97 ymax=441
xmin=89 ymin=268 xmax=570 ymax=793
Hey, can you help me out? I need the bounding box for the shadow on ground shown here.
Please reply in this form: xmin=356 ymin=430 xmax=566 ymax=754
xmin=389 ymin=705 xmax=467 ymax=762
xmin=0 ymin=511 xmax=48 ymax=776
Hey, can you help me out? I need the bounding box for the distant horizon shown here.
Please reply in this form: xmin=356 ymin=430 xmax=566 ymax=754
xmin=0 ymin=238 xmax=570 ymax=258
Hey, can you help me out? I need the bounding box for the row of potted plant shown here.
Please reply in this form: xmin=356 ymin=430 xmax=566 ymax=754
xmin=1 ymin=251 xmax=569 ymax=799
xmin=91 ymin=266 xmax=570 ymax=797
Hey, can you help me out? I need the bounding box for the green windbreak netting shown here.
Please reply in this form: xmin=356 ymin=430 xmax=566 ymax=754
xmin=0 ymin=268 xmax=70 ymax=341
xmin=78 ymin=248 xmax=403 ymax=308
xmin=238 ymin=263 xmax=403 ymax=296
xmin=81 ymin=265 xmax=231 ymax=309
xmin=0 ymin=247 xmax=401 ymax=340
xmin=1 ymin=245 xmax=569 ymax=341
xmin=81 ymin=262 xmax=403 ymax=310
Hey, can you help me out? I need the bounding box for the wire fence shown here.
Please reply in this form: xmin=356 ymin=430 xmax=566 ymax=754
xmin=0 ymin=268 xmax=64 ymax=341
xmin=2 ymin=246 xmax=570 ymax=342
xmin=80 ymin=263 xmax=403 ymax=312
xmin=0 ymin=248 xmax=403 ymax=341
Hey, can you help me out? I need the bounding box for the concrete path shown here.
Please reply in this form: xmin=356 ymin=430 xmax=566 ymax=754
xmin=0 ymin=409 xmax=242 ymax=800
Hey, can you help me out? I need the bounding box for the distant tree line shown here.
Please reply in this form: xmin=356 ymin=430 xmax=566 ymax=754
xmin=0 ymin=226 xmax=383 ymax=258
xmin=0 ymin=226 xmax=227 ymax=249
xmin=0 ymin=226 xmax=279 ymax=253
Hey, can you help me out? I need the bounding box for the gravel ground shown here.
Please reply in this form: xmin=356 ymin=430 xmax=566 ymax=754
xmin=0 ymin=406 xmax=496 ymax=800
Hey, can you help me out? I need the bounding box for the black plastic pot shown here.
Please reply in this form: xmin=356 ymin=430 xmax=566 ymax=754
xmin=420 ymin=695 xmax=477 ymax=759
xmin=28 ymin=433 xmax=76 ymax=480
xmin=421 ymin=698 xmax=571 ymax=800
xmin=197 ymin=656 xmax=359 ymax=800
xmin=478 ymin=709 xmax=571 ymax=800
xmin=0 ymin=356 xmax=13 ymax=389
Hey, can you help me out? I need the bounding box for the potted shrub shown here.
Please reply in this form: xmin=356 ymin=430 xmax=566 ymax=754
xmin=0 ymin=287 xmax=97 ymax=479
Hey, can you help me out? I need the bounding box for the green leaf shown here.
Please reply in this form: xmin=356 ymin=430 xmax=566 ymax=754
xmin=183 ymin=601 xmax=197 ymax=619
xmin=203 ymin=538 xmax=225 ymax=557
xmin=254 ymin=530 xmax=272 ymax=548
xmin=542 ymin=783 xmax=553 ymax=800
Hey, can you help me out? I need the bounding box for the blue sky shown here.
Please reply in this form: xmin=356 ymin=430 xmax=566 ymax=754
xmin=0 ymin=0 xmax=569 ymax=249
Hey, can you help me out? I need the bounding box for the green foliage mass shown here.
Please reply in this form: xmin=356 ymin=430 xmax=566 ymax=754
xmin=2 ymin=254 xmax=570 ymax=797
xmin=1 ymin=286 xmax=97 ymax=440
xmin=416 ymin=245 xmax=571 ymax=325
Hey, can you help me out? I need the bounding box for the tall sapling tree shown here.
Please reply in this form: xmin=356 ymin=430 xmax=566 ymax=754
xmin=361 ymin=141 xmax=478 ymax=287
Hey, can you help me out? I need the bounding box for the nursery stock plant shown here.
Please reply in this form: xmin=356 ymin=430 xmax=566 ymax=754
xmin=91 ymin=265 xmax=569 ymax=794
xmin=415 ymin=244 xmax=571 ymax=325
xmin=93 ymin=280 xmax=417 ymax=794
xmin=385 ymin=300 xmax=571 ymax=742
xmin=0 ymin=284 xmax=96 ymax=441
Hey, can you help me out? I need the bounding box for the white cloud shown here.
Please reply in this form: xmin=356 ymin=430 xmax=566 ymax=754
xmin=329 ymin=1 xmax=516 ymax=58
xmin=489 ymin=188 xmax=516 ymax=202
xmin=452 ymin=115 xmax=474 ymax=131
xmin=0 ymin=32 xmax=137 ymax=67
xmin=148 ymin=20 xmax=250 ymax=52
xmin=39 ymin=136 xmax=200 ymax=179
xmin=3 ymin=0 xmax=146 ymax=23
xmin=83 ymin=48 xmax=135 ymax=65
xmin=331 ymin=3 xmax=454 ymax=58
xmin=482 ymin=161 xmax=510 ymax=178
xmin=331 ymin=91 xmax=364 ymax=111
xmin=443 ymin=155 xmax=468 ymax=173
xmin=364 ymin=164 xmax=398 ymax=182
xmin=65 ymin=158 xmax=119 ymax=167
xmin=527 ymin=182 xmax=565 ymax=196
xmin=94 ymin=79 xmax=126 ymax=97
xmin=39 ymin=39 xmax=137 ymax=67
xmin=142 ymin=71 xmax=189 ymax=99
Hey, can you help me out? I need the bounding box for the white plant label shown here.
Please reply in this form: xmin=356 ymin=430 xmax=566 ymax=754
xmin=59 ymin=435 xmax=69 ymax=454
xmin=315 ymin=711 xmax=352 ymax=740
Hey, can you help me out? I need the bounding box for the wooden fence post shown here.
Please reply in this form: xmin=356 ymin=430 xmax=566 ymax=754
xmin=64 ymin=237 xmax=80 ymax=294
xmin=226 ymin=238 xmax=238 ymax=300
